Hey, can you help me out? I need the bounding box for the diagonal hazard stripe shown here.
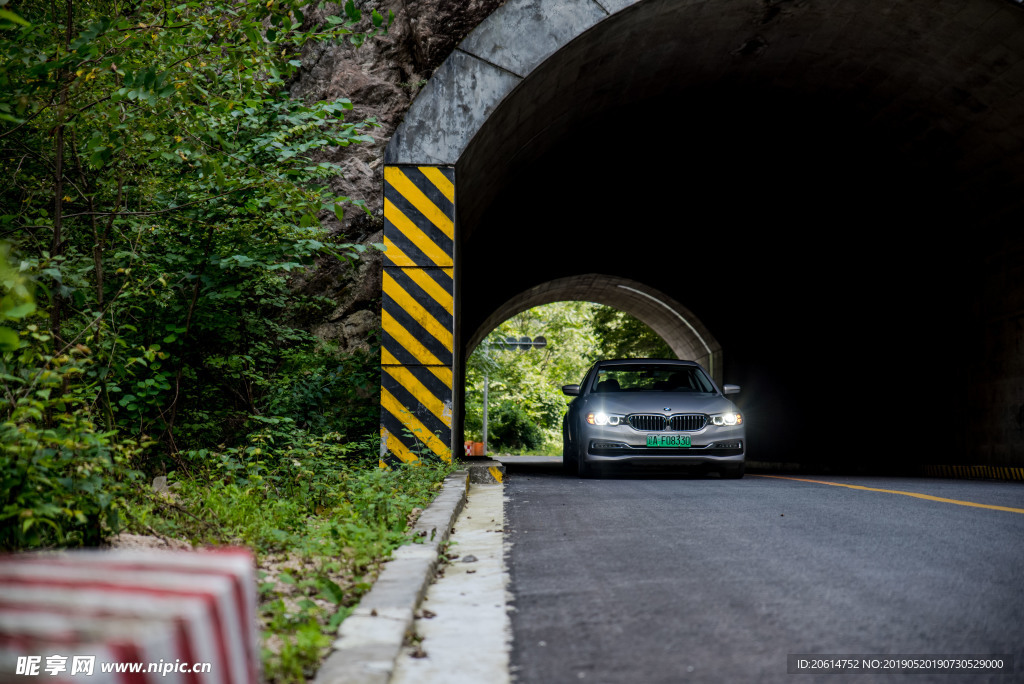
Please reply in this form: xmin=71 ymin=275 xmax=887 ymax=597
xmin=380 ymin=426 xmax=419 ymax=464
xmin=381 ymin=345 xmax=452 ymax=391
xmin=420 ymin=167 xmax=455 ymax=203
xmin=384 ymin=198 xmax=452 ymax=267
xmin=383 ymin=365 xmax=452 ymax=427
xmin=385 ymin=270 xmax=453 ymax=331
xmin=380 ymin=164 xmax=456 ymax=465
xmin=385 ymin=267 xmax=453 ymax=320
xmin=404 ymin=268 xmax=453 ymax=314
xmin=382 ymin=362 xmax=450 ymax=428
xmin=381 ymin=388 xmax=451 ymax=461
xmin=383 ymin=272 xmax=453 ymax=351
xmin=428 ymin=365 xmax=453 ymax=389
xmin=381 ymin=310 xmax=444 ymax=366
xmin=382 ymin=236 xmax=416 ymax=268
xmin=385 ymin=167 xmax=454 ymax=240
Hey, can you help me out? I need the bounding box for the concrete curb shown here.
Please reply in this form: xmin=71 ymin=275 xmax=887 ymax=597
xmin=314 ymin=462 xmax=504 ymax=684
xmin=467 ymin=458 xmax=506 ymax=484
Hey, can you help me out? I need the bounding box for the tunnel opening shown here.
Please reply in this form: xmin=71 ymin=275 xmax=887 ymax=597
xmin=385 ymin=0 xmax=1024 ymax=470
xmin=451 ymin=2 xmax=1010 ymax=471
xmin=465 ymin=276 xmax=720 ymax=377
xmin=461 ymin=84 xmax=976 ymax=469
xmin=462 ymin=291 xmax=715 ymax=457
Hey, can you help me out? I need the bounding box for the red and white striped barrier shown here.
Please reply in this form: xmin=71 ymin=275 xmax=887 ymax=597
xmin=0 ymin=548 xmax=257 ymax=683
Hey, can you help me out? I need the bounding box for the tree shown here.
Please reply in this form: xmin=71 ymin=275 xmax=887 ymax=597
xmin=464 ymin=301 xmax=599 ymax=453
xmin=592 ymin=305 xmax=674 ymax=359
xmin=464 ymin=302 xmax=677 ymax=453
xmin=0 ymin=0 xmax=391 ymax=547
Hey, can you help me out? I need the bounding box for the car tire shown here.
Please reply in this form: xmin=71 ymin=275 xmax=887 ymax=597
xmin=561 ymin=424 xmax=577 ymax=474
xmin=720 ymin=463 xmax=745 ymax=479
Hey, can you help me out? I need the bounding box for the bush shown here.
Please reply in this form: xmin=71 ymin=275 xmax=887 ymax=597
xmin=490 ymin=402 xmax=544 ymax=453
xmin=261 ymin=345 xmax=380 ymax=440
xmin=0 ymin=335 xmax=142 ymax=550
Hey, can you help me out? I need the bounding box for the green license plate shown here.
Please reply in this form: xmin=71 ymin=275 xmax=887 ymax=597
xmin=646 ymin=434 xmax=691 ymax=448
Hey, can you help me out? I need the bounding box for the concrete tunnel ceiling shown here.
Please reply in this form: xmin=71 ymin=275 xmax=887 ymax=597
xmin=384 ymin=0 xmax=1024 ymax=466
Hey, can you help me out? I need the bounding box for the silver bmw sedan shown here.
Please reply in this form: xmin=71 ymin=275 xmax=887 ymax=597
xmin=561 ymin=358 xmax=746 ymax=478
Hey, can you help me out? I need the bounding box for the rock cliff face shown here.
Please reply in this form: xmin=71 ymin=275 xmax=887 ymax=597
xmin=289 ymin=0 xmax=504 ymax=352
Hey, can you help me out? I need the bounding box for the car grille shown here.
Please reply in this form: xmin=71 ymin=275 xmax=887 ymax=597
xmin=627 ymin=413 xmax=707 ymax=431
xmin=627 ymin=414 xmax=666 ymax=431
xmin=670 ymin=414 xmax=707 ymax=431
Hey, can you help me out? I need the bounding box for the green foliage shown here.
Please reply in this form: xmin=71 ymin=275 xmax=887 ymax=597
xmin=0 ymin=243 xmax=35 ymax=350
xmin=131 ymin=430 xmax=453 ymax=683
xmin=1 ymin=244 xmax=144 ymax=549
xmin=263 ymin=343 xmax=380 ymax=438
xmin=465 ymin=302 xmax=674 ymax=453
xmin=465 ymin=302 xmax=600 ymax=453
xmin=261 ymin=599 xmax=333 ymax=684
xmin=490 ymin=402 xmax=544 ymax=452
xmin=593 ymin=306 xmax=674 ymax=359
xmin=0 ymin=0 xmax=389 ymax=477
xmin=0 ymin=3 xmax=441 ymax=680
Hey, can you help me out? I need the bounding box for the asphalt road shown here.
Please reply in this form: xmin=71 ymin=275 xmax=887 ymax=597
xmin=501 ymin=459 xmax=1024 ymax=684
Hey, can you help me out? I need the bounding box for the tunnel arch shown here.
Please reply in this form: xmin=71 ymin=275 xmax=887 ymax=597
xmin=380 ymin=0 xmax=1024 ymax=468
xmin=466 ymin=275 xmax=723 ymax=383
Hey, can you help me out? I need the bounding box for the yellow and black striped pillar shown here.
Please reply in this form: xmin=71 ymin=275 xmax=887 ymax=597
xmin=380 ymin=165 xmax=455 ymax=465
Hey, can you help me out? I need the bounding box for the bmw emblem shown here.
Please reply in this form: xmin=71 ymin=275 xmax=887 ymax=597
xmin=663 ymin=407 xmax=671 ymax=412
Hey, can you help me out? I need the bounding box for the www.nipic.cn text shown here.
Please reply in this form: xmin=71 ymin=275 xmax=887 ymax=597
xmin=15 ymin=655 xmax=213 ymax=677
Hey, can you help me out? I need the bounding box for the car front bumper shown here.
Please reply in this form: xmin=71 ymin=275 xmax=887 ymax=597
xmin=580 ymin=424 xmax=745 ymax=467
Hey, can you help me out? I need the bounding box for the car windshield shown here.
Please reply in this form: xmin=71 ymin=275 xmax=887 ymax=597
xmin=591 ymin=365 xmax=716 ymax=394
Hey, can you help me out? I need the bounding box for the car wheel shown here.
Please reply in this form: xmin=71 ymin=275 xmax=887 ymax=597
xmin=720 ymin=463 xmax=745 ymax=479
xmin=561 ymin=423 xmax=577 ymax=474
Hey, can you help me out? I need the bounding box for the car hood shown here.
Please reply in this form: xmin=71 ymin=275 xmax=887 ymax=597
xmin=581 ymin=392 xmax=737 ymax=415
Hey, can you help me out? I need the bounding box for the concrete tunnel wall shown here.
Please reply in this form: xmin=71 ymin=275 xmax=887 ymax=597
xmin=385 ymin=0 xmax=1024 ymax=469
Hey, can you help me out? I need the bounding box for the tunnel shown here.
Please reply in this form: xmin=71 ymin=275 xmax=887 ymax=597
xmin=382 ymin=0 xmax=1024 ymax=470
xmin=465 ymin=276 xmax=722 ymax=381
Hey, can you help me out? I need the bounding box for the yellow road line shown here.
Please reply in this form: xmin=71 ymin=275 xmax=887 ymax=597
xmin=754 ymin=475 xmax=1024 ymax=514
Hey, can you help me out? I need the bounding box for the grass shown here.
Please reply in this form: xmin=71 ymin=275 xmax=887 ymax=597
xmin=123 ymin=431 xmax=456 ymax=683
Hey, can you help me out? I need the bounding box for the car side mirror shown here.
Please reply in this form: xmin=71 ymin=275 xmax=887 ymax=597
xmin=723 ymin=384 xmax=741 ymax=395
xmin=561 ymin=384 xmax=580 ymax=396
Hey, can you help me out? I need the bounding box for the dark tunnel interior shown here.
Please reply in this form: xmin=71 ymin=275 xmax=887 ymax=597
xmin=460 ymin=83 xmax=985 ymax=469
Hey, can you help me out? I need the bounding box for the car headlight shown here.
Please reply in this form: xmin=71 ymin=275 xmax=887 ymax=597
xmin=709 ymin=412 xmax=742 ymax=426
xmin=586 ymin=411 xmax=625 ymax=426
